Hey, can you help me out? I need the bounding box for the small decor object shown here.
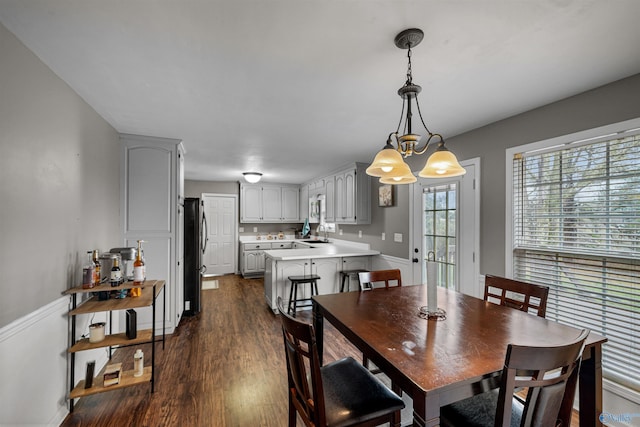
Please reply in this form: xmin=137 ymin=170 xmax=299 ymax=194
xmin=418 ymin=251 xmax=446 ymax=320
xmin=88 ymin=322 xmax=106 ymax=343
xmin=103 ymin=363 xmax=122 ymax=387
xmin=427 ymin=253 xmax=437 ymax=313
xmin=133 ymin=349 xmax=144 ymax=377
xmin=379 ymin=184 xmax=393 ymax=207
xmin=84 ymin=360 xmax=95 ymax=389
xmin=126 ymin=309 xmax=137 ymax=339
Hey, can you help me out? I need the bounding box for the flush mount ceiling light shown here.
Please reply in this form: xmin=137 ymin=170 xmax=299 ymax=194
xmin=366 ymin=28 xmax=466 ymax=184
xmin=242 ymin=172 xmax=262 ymax=184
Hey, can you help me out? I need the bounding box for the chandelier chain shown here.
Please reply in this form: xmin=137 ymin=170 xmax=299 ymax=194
xmin=406 ymin=47 xmax=413 ymax=85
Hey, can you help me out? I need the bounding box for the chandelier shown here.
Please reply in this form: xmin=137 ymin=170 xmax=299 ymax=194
xmin=366 ymin=29 xmax=466 ymax=184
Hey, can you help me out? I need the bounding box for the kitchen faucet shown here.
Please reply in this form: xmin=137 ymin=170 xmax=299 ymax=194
xmin=317 ymin=223 xmax=329 ymax=242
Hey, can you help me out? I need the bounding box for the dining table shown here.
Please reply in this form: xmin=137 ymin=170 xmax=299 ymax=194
xmin=312 ymin=284 xmax=607 ymax=427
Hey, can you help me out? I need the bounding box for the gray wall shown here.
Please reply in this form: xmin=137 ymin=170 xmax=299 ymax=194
xmin=185 ymin=180 xmax=239 ymax=197
xmin=0 ymin=23 xmax=120 ymax=328
xmin=405 ymin=73 xmax=640 ymax=275
xmin=338 ymin=182 xmax=410 ymax=259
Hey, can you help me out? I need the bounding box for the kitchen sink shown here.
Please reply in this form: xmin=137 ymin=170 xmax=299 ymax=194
xmin=302 ymin=239 xmax=330 ymax=243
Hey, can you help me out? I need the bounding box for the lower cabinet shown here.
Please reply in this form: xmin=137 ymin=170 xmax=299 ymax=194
xmin=241 ymin=242 xmax=294 ymax=277
xmin=264 ymin=256 xmax=370 ymax=312
xmin=241 ymin=243 xmax=271 ymax=277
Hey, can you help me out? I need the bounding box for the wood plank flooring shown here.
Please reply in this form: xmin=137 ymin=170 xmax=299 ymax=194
xmin=61 ymin=274 xmax=580 ymax=427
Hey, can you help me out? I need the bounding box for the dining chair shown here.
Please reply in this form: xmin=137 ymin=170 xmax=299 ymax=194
xmin=440 ymin=328 xmax=589 ymax=427
xmin=357 ymin=269 xmax=402 ymax=374
xmin=357 ymin=269 xmax=402 ymax=291
xmin=484 ymin=275 xmax=549 ymax=318
xmin=276 ymin=297 xmax=405 ymax=427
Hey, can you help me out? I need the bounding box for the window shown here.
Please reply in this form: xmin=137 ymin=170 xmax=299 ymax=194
xmin=510 ymin=123 xmax=640 ymax=391
xmin=423 ymin=184 xmax=457 ymax=289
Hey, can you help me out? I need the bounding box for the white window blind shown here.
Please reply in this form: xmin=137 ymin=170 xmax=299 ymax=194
xmin=512 ymin=128 xmax=640 ymax=391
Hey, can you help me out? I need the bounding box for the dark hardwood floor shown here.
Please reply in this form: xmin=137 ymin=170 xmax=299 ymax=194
xmin=61 ymin=274 xmax=580 ymax=427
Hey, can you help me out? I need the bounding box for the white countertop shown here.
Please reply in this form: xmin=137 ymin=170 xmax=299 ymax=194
xmin=263 ymin=242 xmax=379 ymax=261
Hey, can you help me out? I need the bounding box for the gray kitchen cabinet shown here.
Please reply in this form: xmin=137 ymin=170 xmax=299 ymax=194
xmin=299 ymin=184 xmax=309 ymax=221
xmin=240 ymin=183 xmax=300 ymax=223
xmin=281 ymin=186 xmax=300 ymax=222
xmin=120 ymin=133 xmax=183 ymax=334
xmin=324 ymin=176 xmax=335 ymax=222
xmin=240 ymin=242 xmax=270 ymax=277
xmin=332 ymin=163 xmax=371 ymax=224
xmin=240 ymin=185 xmax=263 ymax=222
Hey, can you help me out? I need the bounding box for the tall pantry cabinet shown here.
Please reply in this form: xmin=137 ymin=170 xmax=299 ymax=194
xmin=120 ymin=134 xmax=184 ymax=334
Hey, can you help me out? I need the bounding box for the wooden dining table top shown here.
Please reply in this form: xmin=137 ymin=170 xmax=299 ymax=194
xmin=312 ymin=284 xmax=607 ymax=399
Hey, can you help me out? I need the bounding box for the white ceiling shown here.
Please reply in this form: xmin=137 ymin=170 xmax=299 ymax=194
xmin=1 ymin=1 xmax=640 ymax=184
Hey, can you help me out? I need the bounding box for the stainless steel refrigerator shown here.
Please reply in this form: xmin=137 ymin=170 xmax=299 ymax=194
xmin=184 ymin=198 xmax=207 ymax=315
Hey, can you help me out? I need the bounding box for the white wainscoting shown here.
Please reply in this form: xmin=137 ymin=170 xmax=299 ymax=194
xmin=0 ymin=296 xmax=111 ymax=426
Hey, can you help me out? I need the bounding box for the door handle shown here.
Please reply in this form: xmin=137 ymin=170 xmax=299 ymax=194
xmin=412 ymin=258 xmax=420 ymax=263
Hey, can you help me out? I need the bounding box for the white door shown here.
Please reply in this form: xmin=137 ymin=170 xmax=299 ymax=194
xmin=411 ymin=159 xmax=480 ymax=297
xmin=202 ymin=194 xmax=237 ymax=276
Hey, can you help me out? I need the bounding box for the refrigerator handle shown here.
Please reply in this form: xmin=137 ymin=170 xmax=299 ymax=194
xmin=201 ymin=210 xmax=208 ymax=255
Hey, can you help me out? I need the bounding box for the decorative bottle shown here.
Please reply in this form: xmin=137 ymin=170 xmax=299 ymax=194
xmin=133 ymin=349 xmax=144 ymax=377
xmin=110 ymin=257 xmax=122 ymax=287
xmin=82 ymin=251 xmax=95 ymax=289
xmin=131 ymin=240 xmax=145 ymax=297
xmin=92 ymin=250 xmax=101 ymax=286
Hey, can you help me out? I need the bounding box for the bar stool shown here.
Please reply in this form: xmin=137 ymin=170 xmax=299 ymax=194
xmin=287 ymin=275 xmax=321 ymax=316
xmin=339 ymin=269 xmax=369 ymax=292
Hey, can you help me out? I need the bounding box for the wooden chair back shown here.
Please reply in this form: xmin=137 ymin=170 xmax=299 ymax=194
xmin=484 ymin=275 xmax=549 ymax=317
xmin=495 ymin=329 xmax=589 ymax=427
xmin=358 ymin=269 xmax=402 ymax=291
xmin=276 ymin=297 xmax=404 ymax=427
xmin=277 ymin=297 xmax=326 ymax=427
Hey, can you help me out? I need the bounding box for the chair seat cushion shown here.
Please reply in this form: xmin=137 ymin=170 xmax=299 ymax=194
xmin=321 ymin=357 xmax=404 ymax=427
xmin=440 ymin=389 xmax=523 ymax=427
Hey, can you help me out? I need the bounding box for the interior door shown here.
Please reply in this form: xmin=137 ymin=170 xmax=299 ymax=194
xmin=411 ymin=159 xmax=480 ymax=297
xmin=202 ymin=194 xmax=237 ymax=275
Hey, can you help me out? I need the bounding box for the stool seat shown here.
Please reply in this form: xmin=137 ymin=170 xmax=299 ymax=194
xmin=339 ymin=269 xmax=369 ymax=292
xmin=287 ymin=275 xmax=321 ymax=316
xmin=288 ymin=275 xmax=321 ymax=282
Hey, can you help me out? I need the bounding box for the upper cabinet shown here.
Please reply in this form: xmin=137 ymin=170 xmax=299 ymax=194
xmin=240 ymin=183 xmax=300 ymax=223
xmin=332 ymin=163 xmax=370 ymax=224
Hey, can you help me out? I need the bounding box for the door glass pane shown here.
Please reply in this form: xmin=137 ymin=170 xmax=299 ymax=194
xmin=423 ymin=184 xmax=457 ymax=289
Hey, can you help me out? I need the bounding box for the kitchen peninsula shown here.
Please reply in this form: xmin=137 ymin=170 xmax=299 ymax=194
xmin=263 ymin=240 xmax=379 ymax=311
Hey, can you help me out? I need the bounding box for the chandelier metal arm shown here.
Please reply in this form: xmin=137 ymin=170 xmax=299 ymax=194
xmin=395 ymin=96 xmax=406 ymax=136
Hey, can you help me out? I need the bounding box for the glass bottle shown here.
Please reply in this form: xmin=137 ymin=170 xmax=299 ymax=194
xmin=133 ymin=349 xmax=144 ymax=377
xmin=131 ymin=240 xmax=145 ymax=297
xmin=82 ymin=251 xmax=95 ymax=289
xmin=92 ymin=250 xmax=101 ymax=286
xmin=110 ymin=257 xmax=122 ymax=287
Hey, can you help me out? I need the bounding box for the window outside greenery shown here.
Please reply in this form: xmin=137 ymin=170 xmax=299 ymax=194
xmin=423 ymin=184 xmax=457 ymax=290
xmin=513 ymin=132 xmax=640 ymax=390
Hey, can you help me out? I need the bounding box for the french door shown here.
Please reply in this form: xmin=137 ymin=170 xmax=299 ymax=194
xmin=411 ymin=159 xmax=480 ymax=296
